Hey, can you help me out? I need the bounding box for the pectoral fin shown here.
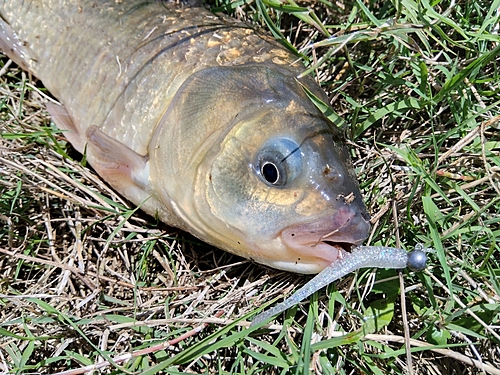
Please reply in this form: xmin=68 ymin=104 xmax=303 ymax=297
xmin=85 ymin=125 xmax=151 ymax=206
xmin=46 ymin=102 xmax=86 ymax=152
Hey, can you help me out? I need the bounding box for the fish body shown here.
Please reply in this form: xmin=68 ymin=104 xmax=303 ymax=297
xmin=0 ymin=0 xmax=370 ymax=273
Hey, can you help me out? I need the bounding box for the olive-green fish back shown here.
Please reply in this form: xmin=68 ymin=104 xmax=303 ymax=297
xmin=0 ymin=1 xmax=299 ymax=155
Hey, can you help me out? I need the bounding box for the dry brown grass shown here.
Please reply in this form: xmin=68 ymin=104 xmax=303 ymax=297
xmin=1 ymin=0 xmax=500 ymax=374
xmin=0 ymin=63 xmax=286 ymax=372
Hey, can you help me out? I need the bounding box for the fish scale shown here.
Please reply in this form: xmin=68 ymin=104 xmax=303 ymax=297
xmin=1 ymin=1 xmax=297 ymax=153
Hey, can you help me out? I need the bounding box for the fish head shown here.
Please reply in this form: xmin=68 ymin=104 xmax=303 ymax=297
xmin=150 ymin=64 xmax=370 ymax=274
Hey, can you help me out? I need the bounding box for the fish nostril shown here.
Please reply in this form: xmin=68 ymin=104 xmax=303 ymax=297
xmin=323 ymin=164 xmax=339 ymax=180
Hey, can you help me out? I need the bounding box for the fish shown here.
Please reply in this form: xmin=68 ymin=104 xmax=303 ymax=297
xmin=0 ymin=0 xmax=371 ymax=274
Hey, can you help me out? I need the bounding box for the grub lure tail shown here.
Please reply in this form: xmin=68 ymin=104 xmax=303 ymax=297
xmin=250 ymin=244 xmax=429 ymax=327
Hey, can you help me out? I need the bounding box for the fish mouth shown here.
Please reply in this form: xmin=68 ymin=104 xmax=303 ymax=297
xmin=280 ymin=207 xmax=371 ymax=266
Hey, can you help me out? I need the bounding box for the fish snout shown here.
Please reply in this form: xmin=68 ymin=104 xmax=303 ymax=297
xmin=280 ymin=206 xmax=371 ymax=264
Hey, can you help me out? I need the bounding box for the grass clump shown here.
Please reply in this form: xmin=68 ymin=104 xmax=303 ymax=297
xmin=1 ymin=0 xmax=499 ymax=374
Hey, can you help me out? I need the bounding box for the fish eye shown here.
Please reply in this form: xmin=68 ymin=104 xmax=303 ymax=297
xmin=256 ymin=139 xmax=302 ymax=187
xmin=261 ymin=162 xmax=280 ymax=184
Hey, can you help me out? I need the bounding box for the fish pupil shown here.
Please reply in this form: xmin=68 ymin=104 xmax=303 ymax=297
xmin=261 ymin=162 xmax=279 ymax=184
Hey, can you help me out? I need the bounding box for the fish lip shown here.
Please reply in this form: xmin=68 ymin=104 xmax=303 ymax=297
xmin=280 ymin=207 xmax=371 ymax=265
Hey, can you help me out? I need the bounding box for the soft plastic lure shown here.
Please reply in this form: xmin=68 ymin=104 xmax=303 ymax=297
xmin=250 ymin=244 xmax=428 ymax=327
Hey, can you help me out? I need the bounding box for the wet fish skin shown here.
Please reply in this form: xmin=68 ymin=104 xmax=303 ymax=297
xmin=1 ymin=1 xmax=297 ymax=154
xmin=0 ymin=0 xmax=370 ymax=273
